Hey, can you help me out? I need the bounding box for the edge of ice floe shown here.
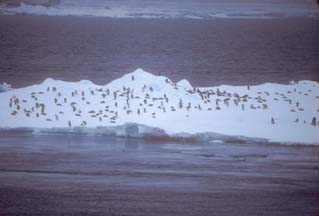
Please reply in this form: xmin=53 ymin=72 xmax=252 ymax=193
xmin=0 ymin=123 xmax=318 ymax=146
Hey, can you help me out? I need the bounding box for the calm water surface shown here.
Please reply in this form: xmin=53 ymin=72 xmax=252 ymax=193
xmin=0 ymin=15 xmax=318 ymax=87
xmin=0 ymin=134 xmax=318 ymax=215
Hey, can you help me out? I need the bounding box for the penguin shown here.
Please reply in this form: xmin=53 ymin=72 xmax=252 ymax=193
xmin=40 ymin=104 xmax=45 ymax=113
xmin=187 ymin=102 xmax=191 ymax=111
xmin=68 ymin=120 xmax=72 ymax=128
xmin=233 ymin=99 xmax=238 ymax=106
xmin=311 ymin=117 xmax=317 ymax=126
xmin=164 ymin=94 xmax=168 ymax=103
xmin=179 ymin=99 xmax=183 ymax=109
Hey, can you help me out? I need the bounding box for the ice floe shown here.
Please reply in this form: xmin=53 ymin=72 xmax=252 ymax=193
xmin=0 ymin=68 xmax=318 ymax=145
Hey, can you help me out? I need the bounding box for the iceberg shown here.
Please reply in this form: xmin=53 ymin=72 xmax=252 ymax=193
xmin=0 ymin=68 xmax=318 ymax=145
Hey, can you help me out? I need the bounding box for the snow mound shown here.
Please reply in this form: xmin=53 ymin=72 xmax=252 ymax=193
xmin=106 ymin=68 xmax=175 ymax=92
xmin=177 ymin=79 xmax=192 ymax=90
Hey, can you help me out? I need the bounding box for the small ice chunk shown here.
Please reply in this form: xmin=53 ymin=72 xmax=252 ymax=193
xmin=0 ymin=82 xmax=13 ymax=93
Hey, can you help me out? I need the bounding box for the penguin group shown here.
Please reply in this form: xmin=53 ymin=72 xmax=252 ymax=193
xmin=6 ymin=74 xmax=319 ymax=129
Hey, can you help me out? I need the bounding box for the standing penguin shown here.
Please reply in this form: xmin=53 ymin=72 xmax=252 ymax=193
xmin=311 ymin=117 xmax=317 ymax=126
xmin=68 ymin=120 xmax=72 ymax=128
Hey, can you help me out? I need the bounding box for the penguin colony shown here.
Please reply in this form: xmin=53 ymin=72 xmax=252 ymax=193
xmin=5 ymin=72 xmax=319 ymax=128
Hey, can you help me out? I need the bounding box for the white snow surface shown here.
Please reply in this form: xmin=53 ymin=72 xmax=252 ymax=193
xmin=0 ymin=68 xmax=318 ymax=145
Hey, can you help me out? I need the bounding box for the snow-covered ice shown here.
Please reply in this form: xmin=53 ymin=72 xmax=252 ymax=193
xmin=0 ymin=69 xmax=318 ymax=145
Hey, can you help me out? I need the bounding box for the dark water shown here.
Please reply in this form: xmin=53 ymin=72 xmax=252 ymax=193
xmin=0 ymin=15 xmax=318 ymax=88
xmin=0 ymin=134 xmax=318 ymax=216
